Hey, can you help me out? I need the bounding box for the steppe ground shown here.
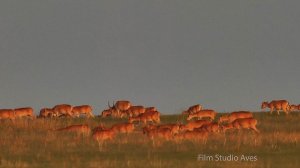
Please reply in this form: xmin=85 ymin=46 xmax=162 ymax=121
xmin=0 ymin=112 xmax=299 ymax=168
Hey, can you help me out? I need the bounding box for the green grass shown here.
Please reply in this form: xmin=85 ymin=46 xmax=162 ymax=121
xmin=0 ymin=112 xmax=300 ymax=167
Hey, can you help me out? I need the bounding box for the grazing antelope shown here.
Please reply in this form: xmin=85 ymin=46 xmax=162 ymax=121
xmin=221 ymin=118 xmax=259 ymax=134
xmin=182 ymin=104 xmax=202 ymax=115
xmin=125 ymin=106 xmax=146 ymax=117
xmin=175 ymin=130 xmax=208 ymax=143
xmin=128 ymin=116 xmax=141 ymax=124
xmin=157 ymin=123 xmax=180 ymax=135
xmin=145 ymin=107 xmax=156 ymax=113
xmin=14 ymin=107 xmax=35 ymax=119
xmin=55 ymin=124 xmax=91 ymax=136
xmin=39 ymin=108 xmax=56 ymax=118
xmin=194 ymin=122 xmax=220 ymax=133
xmin=71 ymin=105 xmax=94 ymax=118
xmin=290 ymin=104 xmax=300 ymax=111
xmin=0 ymin=109 xmax=15 ymax=120
xmin=219 ymin=111 xmax=253 ymax=123
xmin=180 ymin=120 xmax=212 ymax=131
xmin=295 ymin=104 xmax=300 ymax=111
xmin=53 ymin=104 xmax=73 ymax=117
xmin=186 ymin=109 xmax=217 ymax=121
xmin=101 ymin=109 xmax=112 ymax=118
xmin=143 ymin=127 xmax=173 ymax=141
xmin=221 ymin=123 xmax=234 ymax=133
xmin=142 ymin=124 xmax=157 ymax=135
xmin=261 ymin=100 xmax=290 ymax=115
xmin=144 ymin=123 xmax=180 ymax=135
xmin=129 ymin=111 xmax=160 ymax=124
xmin=111 ymin=123 xmax=135 ymax=134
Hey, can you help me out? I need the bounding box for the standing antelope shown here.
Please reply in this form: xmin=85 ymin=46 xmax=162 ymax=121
xmin=52 ymin=104 xmax=73 ymax=117
xmin=39 ymin=108 xmax=56 ymax=118
xmin=187 ymin=109 xmax=217 ymax=121
xmin=14 ymin=107 xmax=35 ymax=119
xmin=125 ymin=106 xmax=146 ymax=117
xmin=92 ymin=127 xmax=115 ymax=150
xmin=261 ymin=100 xmax=290 ymax=115
xmin=111 ymin=123 xmax=135 ymax=134
xmin=101 ymin=101 xmax=131 ymax=118
xmin=107 ymin=100 xmax=131 ymax=118
xmin=175 ymin=130 xmax=208 ymax=144
xmin=0 ymin=109 xmax=15 ymax=120
xmin=71 ymin=105 xmax=94 ymax=118
xmin=143 ymin=127 xmax=173 ymax=141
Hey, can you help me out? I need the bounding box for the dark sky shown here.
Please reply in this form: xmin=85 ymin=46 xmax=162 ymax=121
xmin=0 ymin=0 xmax=299 ymax=114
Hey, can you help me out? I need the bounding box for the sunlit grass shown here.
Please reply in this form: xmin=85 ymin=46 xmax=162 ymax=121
xmin=0 ymin=112 xmax=299 ymax=167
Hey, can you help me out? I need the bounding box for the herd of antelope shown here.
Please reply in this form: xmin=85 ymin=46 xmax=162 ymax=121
xmin=0 ymin=99 xmax=299 ymax=148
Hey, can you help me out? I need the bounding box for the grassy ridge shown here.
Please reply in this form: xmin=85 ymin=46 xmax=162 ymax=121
xmin=0 ymin=112 xmax=299 ymax=168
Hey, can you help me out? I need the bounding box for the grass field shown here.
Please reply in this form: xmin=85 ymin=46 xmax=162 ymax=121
xmin=0 ymin=112 xmax=299 ymax=168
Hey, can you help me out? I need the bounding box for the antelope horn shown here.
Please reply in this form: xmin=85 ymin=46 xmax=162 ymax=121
xmin=108 ymin=101 xmax=111 ymax=108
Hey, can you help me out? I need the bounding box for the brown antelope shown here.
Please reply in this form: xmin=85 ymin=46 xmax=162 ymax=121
xmin=101 ymin=109 xmax=112 ymax=118
xmin=145 ymin=107 xmax=156 ymax=113
xmin=14 ymin=107 xmax=35 ymax=119
xmin=261 ymin=100 xmax=290 ymax=115
xmin=101 ymin=101 xmax=130 ymax=118
xmin=107 ymin=100 xmax=131 ymax=118
xmin=92 ymin=127 xmax=115 ymax=150
xmin=128 ymin=116 xmax=141 ymax=124
xmin=290 ymin=104 xmax=300 ymax=111
xmin=0 ymin=109 xmax=15 ymax=120
xmin=143 ymin=127 xmax=173 ymax=141
xmin=221 ymin=118 xmax=259 ymax=134
xmin=92 ymin=123 xmax=108 ymax=132
xmin=219 ymin=111 xmax=253 ymax=123
xmin=182 ymin=104 xmax=202 ymax=115
xmin=92 ymin=129 xmax=115 ymax=141
xmin=128 ymin=111 xmax=160 ymax=124
xmin=221 ymin=123 xmax=234 ymax=133
xmin=39 ymin=108 xmax=56 ymax=118
xmin=180 ymin=120 xmax=212 ymax=131
xmin=157 ymin=123 xmax=180 ymax=135
xmin=194 ymin=122 xmax=220 ymax=133
xmin=111 ymin=123 xmax=135 ymax=134
xmin=125 ymin=106 xmax=145 ymax=117
xmin=143 ymin=124 xmax=158 ymax=131
xmin=52 ymin=104 xmax=73 ymax=117
xmin=175 ymin=130 xmax=208 ymax=143
xmin=295 ymin=104 xmax=300 ymax=111
xmin=71 ymin=105 xmax=94 ymax=118
xmin=144 ymin=123 xmax=180 ymax=135
xmin=55 ymin=124 xmax=91 ymax=136
xmin=186 ymin=109 xmax=217 ymax=121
